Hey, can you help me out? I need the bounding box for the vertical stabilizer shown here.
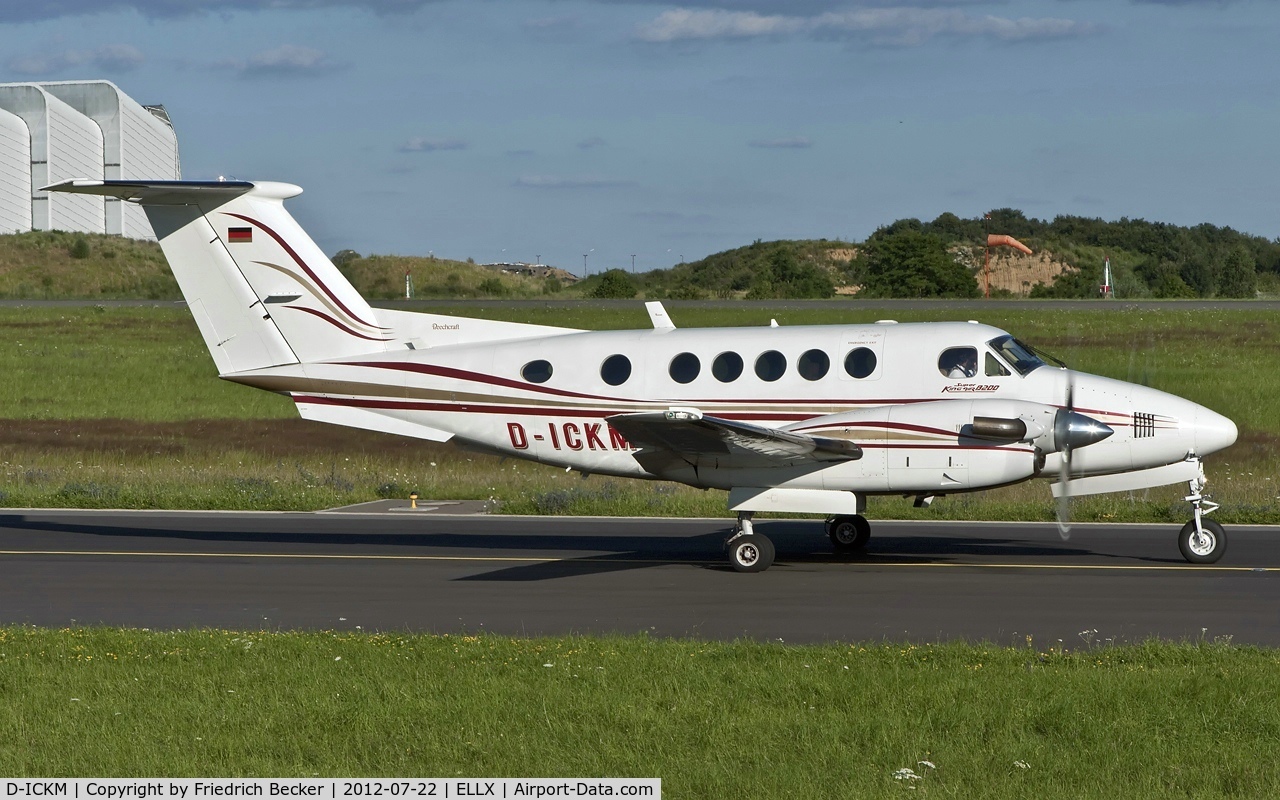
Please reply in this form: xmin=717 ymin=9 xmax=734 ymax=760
xmin=44 ymin=179 xmax=393 ymax=373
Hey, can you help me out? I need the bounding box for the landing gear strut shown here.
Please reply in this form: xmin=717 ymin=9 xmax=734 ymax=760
xmin=826 ymin=514 xmax=871 ymax=552
xmin=1178 ymin=460 xmax=1226 ymax=564
xmin=726 ymin=512 xmax=775 ymax=573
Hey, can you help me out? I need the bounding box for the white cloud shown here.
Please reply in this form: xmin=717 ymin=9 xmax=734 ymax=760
xmin=8 ymin=44 xmax=144 ymax=75
xmin=637 ymin=9 xmax=804 ymax=42
xmin=815 ymin=9 xmax=1092 ymax=45
xmin=636 ymin=6 xmax=1095 ymax=46
xmin=225 ymin=44 xmax=341 ymax=78
xmin=399 ymin=137 xmax=468 ymax=152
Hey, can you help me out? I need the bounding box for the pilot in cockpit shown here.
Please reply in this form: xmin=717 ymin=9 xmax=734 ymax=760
xmin=946 ymin=349 xmax=977 ymax=379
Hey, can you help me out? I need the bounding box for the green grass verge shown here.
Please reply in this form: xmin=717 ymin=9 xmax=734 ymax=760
xmin=1 ymin=304 xmax=1276 ymax=521
xmin=0 ymin=306 xmax=292 ymax=421
xmin=1 ymin=628 xmax=1276 ymax=796
xmin=0 ymin=232 xmax=176 ymax=300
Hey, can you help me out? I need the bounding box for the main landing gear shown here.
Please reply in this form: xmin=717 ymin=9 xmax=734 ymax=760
xmin=825 ymin=515 xmax=871 ymax=552
xmin=1178 ymin=461 xmax=1226 ymax=564
xmin=725 ymin=512 xmax=876 ymax=572
xmin=726 ymin=512 xmax=775 ymax=573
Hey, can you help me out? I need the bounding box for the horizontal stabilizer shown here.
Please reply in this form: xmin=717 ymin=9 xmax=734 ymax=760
xmin=42 ymin=179 xmax=257 ymax=204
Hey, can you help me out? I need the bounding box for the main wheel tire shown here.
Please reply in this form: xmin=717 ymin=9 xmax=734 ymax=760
xmin=1178 ymin=519 xmax=1226 ymax=564
xmin=829 ymin=514 xmax=871 ymax=552
xmin=729 ymin=533 xmax=775 ymax=573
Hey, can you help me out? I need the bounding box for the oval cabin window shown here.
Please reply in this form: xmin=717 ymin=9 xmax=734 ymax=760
xmin=669 ymin=352 xmax=701 ymax=384
xmin=600 ymin=354 xmax=631 ymax=386
xmin=713 ymin=352 xmax=743 ymax=383
xmin=797 ymin=349 xmax=830 ymax=381
xmin=844 ymin=348 xmax=877 ymax=379
xmin=755 ymin=350 xmax=787 ymax=382
xmin=521 ymin=359 xmax=553 ymax=384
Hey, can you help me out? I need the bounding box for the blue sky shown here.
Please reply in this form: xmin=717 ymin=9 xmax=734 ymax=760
xmin=1 ymin=1 xmax=1276 ymax=274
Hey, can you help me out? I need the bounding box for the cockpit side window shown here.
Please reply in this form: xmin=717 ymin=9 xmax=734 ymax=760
xmin=938 ymin=346 xmax=978 ymax=379
xmin=985 ymin=352 xmax=1011 ymax=377
xmin=988 ymin=335 xmax=1046 ymax=376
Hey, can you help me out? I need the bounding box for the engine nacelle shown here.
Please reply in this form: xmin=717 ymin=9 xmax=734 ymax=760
xmin=785 ymin=399 xmax=1061 ymax=493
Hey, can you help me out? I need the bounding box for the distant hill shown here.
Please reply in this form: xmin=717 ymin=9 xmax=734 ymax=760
xmin=576 ymin=239 xmax=856 ymax=300
xmin=593 ymin=211 xmax=1280 ymax=300
xmin=904 ymin=210 xmax=1280 ymax=299
xmin=333 ymin=252 xmax=577 ymax=300
xmin=4 ymin=209 xmax=1277 ymax=301
xmin=0 ymin=234 xmax=578 ymax=301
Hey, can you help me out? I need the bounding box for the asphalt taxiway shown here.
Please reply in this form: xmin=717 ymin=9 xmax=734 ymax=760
xmin=3 ymin=510 xmax=1276 ymax=645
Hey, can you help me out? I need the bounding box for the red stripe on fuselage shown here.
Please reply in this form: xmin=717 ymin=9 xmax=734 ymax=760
xmin=339 ymin=361 xmax=625 ymax=403
xmin=336 ymin=360 xmax=936 ymax=408
xmin=293 ymin=396 xmax=1034 ymax=452
xmin=291 ymin=395 xmax=812 ymax=421
xmin=790 ymin=420 xmax=959 ymax=438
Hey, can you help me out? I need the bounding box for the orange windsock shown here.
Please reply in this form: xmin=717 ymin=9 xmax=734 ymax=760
xmin=987 ymin=234 xmax=1032 ymax=255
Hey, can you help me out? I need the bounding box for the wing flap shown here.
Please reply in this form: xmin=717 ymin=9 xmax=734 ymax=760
xmin=608 ymin=409 xmax=862 ymax=470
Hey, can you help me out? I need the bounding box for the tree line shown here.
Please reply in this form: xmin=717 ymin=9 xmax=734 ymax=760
xmin=577 ymin=209 xmax=1279 ymax=300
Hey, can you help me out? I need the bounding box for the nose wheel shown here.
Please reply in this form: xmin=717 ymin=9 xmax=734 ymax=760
xmin=1179 ymin=461 xmax=1226 ymax=564
xmin=726 ymin=512 xmax=775 ymax=573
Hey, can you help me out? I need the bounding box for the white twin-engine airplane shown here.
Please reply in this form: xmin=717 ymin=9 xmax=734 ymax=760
xmin=48 ymin=179 xmax=1240 ymax=572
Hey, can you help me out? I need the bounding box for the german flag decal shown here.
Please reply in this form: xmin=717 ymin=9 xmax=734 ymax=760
xmin=228 ymin=227 xmax=253 ymax=243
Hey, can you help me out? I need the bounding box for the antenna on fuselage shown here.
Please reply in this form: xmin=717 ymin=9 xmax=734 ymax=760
xmin=645 ymin=301 xmax=675 ymax=330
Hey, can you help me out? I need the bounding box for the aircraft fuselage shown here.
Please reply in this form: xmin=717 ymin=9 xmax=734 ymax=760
xmin=227 ymin=319 xmax=1235 ymax=498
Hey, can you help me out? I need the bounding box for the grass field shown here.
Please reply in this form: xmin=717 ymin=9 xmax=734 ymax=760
xmin=3 ymin=627 xmax=1278 ymax=796
xmin=0 ymin=302 xmax=1276 ymax=522
xmin=3 ymin=306 xmax=1279 ymax=792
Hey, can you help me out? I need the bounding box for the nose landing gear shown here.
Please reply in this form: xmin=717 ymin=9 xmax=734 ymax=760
xmin=726 ymin=512 xmax=775 ymax=573
xmin=1178 ymin=460 xmax=1226 ymax=564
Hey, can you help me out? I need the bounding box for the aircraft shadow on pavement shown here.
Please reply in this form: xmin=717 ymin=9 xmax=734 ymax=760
xmin=0 ymin=514 xmax=1169 ymax=581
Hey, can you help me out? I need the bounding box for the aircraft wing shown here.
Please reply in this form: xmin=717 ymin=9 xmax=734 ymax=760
xmin=607 ymin=409 xmax=862 ymax=471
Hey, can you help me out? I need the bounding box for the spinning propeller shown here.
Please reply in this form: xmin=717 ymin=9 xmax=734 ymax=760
xmin=1052 ymin=370 xmax=1115 ymax=539
xmin=1056 ymin=376 xmax=1077 ymax=539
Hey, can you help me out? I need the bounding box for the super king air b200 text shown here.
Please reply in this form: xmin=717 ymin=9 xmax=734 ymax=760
xmin=46 ymin=179 xmax=1240 ymax=572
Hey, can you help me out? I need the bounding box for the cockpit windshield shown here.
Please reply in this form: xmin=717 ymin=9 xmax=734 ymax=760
xmin=988 ymin=335 xmax=1046 ymax=376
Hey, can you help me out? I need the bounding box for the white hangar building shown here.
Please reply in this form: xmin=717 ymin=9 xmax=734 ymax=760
xmin=0 ymin=80 xmax=180 ymax=239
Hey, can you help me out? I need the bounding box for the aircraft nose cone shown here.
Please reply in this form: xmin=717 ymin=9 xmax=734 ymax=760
xmin=1055 ymin=409 xmax=1114 ymax=451
xmin=1194 ymin=407 xmax=1238 ymax=456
